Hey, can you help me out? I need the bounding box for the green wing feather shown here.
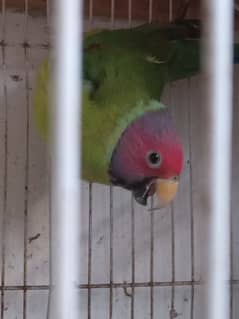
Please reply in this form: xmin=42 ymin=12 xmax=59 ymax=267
xmin=33 ymin=20 xmax=206 ymax=184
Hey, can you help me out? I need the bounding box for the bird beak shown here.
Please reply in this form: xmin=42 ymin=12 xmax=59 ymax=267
xmin=154 ymin=178 xmax=179 ymax=208
xmin=133 ymin=177 xmax=179 ymax=207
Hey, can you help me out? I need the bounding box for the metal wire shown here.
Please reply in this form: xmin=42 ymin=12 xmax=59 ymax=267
xmin=87 ymin=183 xmax=92 ymax=319
xmin=0 ymin=1 xmax=7 ymax=319
xmin=230 ymin=142 xmax=233 ymax=319
xmin=89 ymin=0 xmax=93 ymax=23
xmin=229 ymin=65 xmax=239 ymax=319
xmin=170 ymin=203 xmax=175 ymax=318
xmin=169 ymin=0 xmax=173 ymax=21
xmin=0 ymin=42 xmax=50 ymax=49
xmin=47 ymin=170 xmax=52 ymax=319
xmin=0 ymin=280 xmax=202 ymax=291
xmin=23 ymin=0 xmax=30 ymax=316
xmin=128 ymin=0 xmax=132 ymax=26
xmin=46 ymin=0 xmax=50 ymax=26
xmin=130 ymin=196 xmax=135 ymax=319
xmin=109 ymin=186 xmax=113 ymax=319
xmin=150 ymin=198 xmax=154 ymax=319
xmin=188 ymin=78 xmax=195 ymax=319
xmin=148 ymin=0 xmax=153 ymax=23
xmin=110 ymin=0 xmax=115 ymax=27
xmin=166 ymin=19 xmax=176 ymax=319
xmin=168 ymin=88 xmax=176 ymax=319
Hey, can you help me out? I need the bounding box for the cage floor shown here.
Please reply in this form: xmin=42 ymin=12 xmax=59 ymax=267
xmin=0 ymin=11 xmax=239 ymax=319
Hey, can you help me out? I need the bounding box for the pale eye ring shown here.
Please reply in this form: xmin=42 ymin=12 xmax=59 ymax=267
xmin=146 ymin=151 xmax=161 ymax=168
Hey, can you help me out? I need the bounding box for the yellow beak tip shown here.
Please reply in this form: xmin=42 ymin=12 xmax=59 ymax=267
xmin=155 ymin=179 xmax=179 ymax=207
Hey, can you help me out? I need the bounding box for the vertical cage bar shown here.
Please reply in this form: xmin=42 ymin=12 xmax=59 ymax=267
xmin=170 ymin=203 xmax=175 ymax=316
xmin=130 ymin=197 xmax=135 ymax=319
xmin=169 ymin=0 xmax=173 ymax=22
xmin=128 ymin=0 xmax=132 ymax=27
xmin=1 ymin=0 xmax=5 ymax=38
xmin=0 ymin=1 xmax=7 ymax=318
xmin=109 ymin=186 xmax=113 ymax=319
xmin=229 ymin=62 xmax=239 ymax=319
xmin=87 ymin=183 xmax=92 ymax=319
xmin=111 ymin=0 xmax=115 ymax=27
xmin=168 ymin=86 xmax=176 ymax=318
xmin=47 ymin=0 xmax=52 ymax=312
xmin=230 ymin=203 xmax=233 ymax=319
xmin=128 ymin=0 xmax=132 ymax=26
xmin=50 ymin=0 xmax=83 ymax=318
xmin=47 ymin=171 xmax=52 ymax=319
xmin=89 ymin=0 xmax=93 ymax=23
xmin=150 ymin=199 xmax=154 ymax=319
xmin=148 ymin=0 xmax=153 ymax=23
xmin=23 ymin=1 xmax=30 ymax=318
xmin=203 ymin=0 xmax=233 ymax=318
xmin=46 ymin=0 xmax=50 ymax=26
xmin=24 ymin=0 xmax=29 ymax=37
xmin=188 ymin=79 xmax=195 ymax=319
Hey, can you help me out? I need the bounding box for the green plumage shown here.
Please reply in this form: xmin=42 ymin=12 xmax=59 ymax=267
xmin=33 ymin=19 xmax=236 ymax=185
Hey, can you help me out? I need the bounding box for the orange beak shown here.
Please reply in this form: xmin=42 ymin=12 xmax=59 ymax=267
xmin=154 ymin=178 xmax=179 ymax=208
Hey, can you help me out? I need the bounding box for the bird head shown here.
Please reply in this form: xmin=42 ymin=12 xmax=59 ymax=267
xmin=109 ymin=108 xmax=184 ymax=207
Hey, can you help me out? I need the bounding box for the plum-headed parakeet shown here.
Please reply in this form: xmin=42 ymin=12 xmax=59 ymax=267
xmin=33 ymin=19 xmax=239 ymax=206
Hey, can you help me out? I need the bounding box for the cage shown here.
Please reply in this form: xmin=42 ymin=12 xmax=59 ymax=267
xmin=0 ymin=0 xmax=238 ymax=318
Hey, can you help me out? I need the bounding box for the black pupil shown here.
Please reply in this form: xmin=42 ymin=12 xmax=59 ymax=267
xmin=149 ymin=152 xmax=160 ymax=164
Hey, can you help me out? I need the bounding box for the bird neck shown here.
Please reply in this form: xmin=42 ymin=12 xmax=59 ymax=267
xmin=105 ymin=99 xmax=167 ymax=164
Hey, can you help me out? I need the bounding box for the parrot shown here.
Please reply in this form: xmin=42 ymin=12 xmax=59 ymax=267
xmin=33 ymin=18 xmax=239 ymax=207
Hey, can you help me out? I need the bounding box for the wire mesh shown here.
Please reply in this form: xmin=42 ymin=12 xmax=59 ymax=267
xmin=0 ymin=0 xmax=238 ymax=318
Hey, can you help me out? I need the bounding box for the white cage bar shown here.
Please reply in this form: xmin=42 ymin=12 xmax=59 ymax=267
xmin=50 ymin=0 xmax=83 ymax=318
xmin=203 ymin=0 xmax=234 ymax=318
xmin=0 ymin=0 xmax=238 ymax=318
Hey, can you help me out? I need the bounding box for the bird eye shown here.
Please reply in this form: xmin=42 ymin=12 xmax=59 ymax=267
xmin=146 ymin=151 xmax=161 ymax=168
